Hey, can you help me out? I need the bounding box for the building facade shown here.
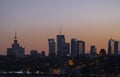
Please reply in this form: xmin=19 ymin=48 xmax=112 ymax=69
xmin=71 ymin=38 xmax=79 ymax=57
xmin=108 ymin=38 xmax=115 ymax=55
xmin=63 ymin=43 xmax=70 ymax=56
xmin=57 ymin=35 xmax=65 ymax=56
xmin=118 ymin=41 xmax=120 ymax=55
xmin=48 ymin=39 xmax=56 ymax=57
xmin=78 ymin=40 xmax=85 ymax=55
xmin=114 ymin=41 xmax=118 ymax=55
xmin=90 ymin=45 xmax=97 ymax=55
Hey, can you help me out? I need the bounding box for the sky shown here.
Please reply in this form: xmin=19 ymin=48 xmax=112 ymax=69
xmin=0 ymin=0 xmax=120 ymax=55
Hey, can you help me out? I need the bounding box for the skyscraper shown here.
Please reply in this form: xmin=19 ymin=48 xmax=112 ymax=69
xmin=71 ymin=38 xmax=79 ymax=57
xmin=57 ymin=35 xmax=65 ymax=56
xmin=63 ymin=43 xmax=70 ymax=56
xmin=108 ymin=38 xmax=115 ymax=55
xmin=114 ymin=41 xmax=118 ymax=55
xmin=7 ymin=33 xmax=25 ymax=58
xmin=118 ymin=41 xmax=120 ymax=55
xmin=78 ymin=40 xmax=85 ymax=55
xmin=48 ymin=39 xmax=56 ymax=57
xmin=90 ymin=45 xmax=97 ymax=55
xmin=71 ymin=39 xmax=85 ymax=57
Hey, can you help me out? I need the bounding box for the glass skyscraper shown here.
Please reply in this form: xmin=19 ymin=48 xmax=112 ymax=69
xmin=108 ymin=38 xmax=115 ymax=55
xmin=57 ymin=35 xmax=65 ymax=56
xmin=48 ymin=39 xmax=56 ymax=56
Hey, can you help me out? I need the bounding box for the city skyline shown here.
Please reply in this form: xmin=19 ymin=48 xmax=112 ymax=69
xmin=4 ymin=33 xmax=120 ymax=56
xmin=0 ymin=0 xmax=120 ymax=55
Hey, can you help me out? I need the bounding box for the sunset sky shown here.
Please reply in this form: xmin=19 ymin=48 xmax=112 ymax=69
xmin=0 ymin=0 xmax=120 ymax=55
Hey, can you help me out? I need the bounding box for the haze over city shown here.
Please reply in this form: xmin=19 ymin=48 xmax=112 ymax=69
xmin=0 ymin=0 xmax=120 ymax=55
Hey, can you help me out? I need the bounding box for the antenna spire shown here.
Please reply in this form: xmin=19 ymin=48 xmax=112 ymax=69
xmin=60 ymin=26 xmax=62 ymax=35
xmin=15 ymin=32 xmax=17 ymax=39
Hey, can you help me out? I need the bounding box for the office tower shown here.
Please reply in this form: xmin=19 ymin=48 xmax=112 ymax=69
xmin=71 ymin=38 xmax=85 ymax=57
xmin=57 ymin=35 xmax=65 ymax=56
xmin=118 ymin=41 xmax=120 ymax=55
xmin=108 ymin=38 xmax=115 ymax=55
xmin=7 ymin=33 xmax=25 ymax=58
xmin=48 ymin=39 xmax=56 ymax=57
xmin=71 ymin=38 xmax=79 ymax=57
xmin=90 ymin=45 xmax=97 ymax=55
xmin=78 ymin=40 xmax=85 ymax=55
xmin=63 ymin=43 xmax=70 ymax=56
xmin=114 ymin=41 xmax=118 ymax=55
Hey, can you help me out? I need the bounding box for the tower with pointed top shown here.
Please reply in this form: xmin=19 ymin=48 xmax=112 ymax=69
xmin=14 ymin=32 xmax=18 ymax=44
xmin=60 ymin=26 xmax=62 ymax=35
xmin=57 ymin=34 xmax=65 ymax=56
xmin=7 ymin=33 xmax=25 ymax=58
xmin=56 ymin=27 xmax=70 ymax=56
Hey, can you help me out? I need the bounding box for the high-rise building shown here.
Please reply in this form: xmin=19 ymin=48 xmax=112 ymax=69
xmin=48 ymin=39 xmax=56 ymax=57
xmin=71 ymin=38 xmax=79 ymax=57
xmin=7 ymin=33 xmax=25 ymax=58
xmin=114 ymin=41 xmax=118 ymax=55
xmin=63 ymin=43 xmax=70 ymax=56
xmin=108 ymin=38 xmax=115 ymax=55
xmin=57 ymin=35 xmax=65 ymax=56
xmin=118 ymin=41 xmax=120 ymax=55
xmin=71 ymin=39 xmax=85 ymax=57
xmin=90 ymin=45 xmax=97 ymax=55
xmin=78 ymin=40 xmax=85 ymax=55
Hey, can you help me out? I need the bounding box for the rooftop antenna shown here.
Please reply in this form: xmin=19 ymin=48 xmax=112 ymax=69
xmin=60 ymin=26 xmax=62 ymax=35
xmin=15 ymin=32 xmax=17 ymax=39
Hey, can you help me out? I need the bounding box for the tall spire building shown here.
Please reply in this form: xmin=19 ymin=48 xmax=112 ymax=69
xmin=7 ymin=33 xmax=25 ymax=58
xmin=57 ymin=34 xmax=65 ymax=56
xmin=56 ymin=28 xmax=70 ymax=56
